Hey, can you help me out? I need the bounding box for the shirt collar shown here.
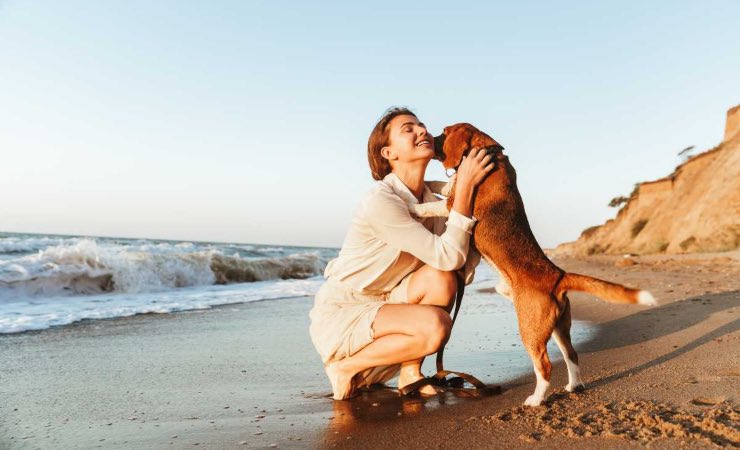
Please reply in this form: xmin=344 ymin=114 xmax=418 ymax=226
xmin=383 ymin=172 xmax=439 ymax=206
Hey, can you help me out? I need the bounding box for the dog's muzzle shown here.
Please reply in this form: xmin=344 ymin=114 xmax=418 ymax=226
xmin=433 ymin=134 xmax=446 ymax=162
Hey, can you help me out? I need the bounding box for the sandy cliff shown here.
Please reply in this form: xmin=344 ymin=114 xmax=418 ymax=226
xmin=555 ymin=105 xmax=740 ymax=256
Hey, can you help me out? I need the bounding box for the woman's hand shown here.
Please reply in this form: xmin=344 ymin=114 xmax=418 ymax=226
xmin=456 ymin=148 xmax=495 ymax=191
xmin=450 ymin=148 xmax=494 ymax=218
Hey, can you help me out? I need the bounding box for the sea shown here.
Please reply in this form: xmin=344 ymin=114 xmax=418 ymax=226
xmin=0 ymin=231 xmax=497 ymax=334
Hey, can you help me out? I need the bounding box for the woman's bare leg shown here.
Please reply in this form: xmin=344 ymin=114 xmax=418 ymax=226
xmin=326 ymin=303 xmax=450 ymax=399
xmin=397 ymin=266 xmax=457 ymax=394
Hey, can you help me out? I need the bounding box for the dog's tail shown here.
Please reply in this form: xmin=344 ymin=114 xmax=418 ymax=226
xmin=558 ymin=273 xmax=656 ymax=306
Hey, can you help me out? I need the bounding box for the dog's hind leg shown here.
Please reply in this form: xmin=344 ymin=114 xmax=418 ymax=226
xmin=523 ymin=342 xmax=552 ymax=406
xmin=552 ymin=297 xmax=585 ymax=392
xmin=518 ymin=300 xmax=557 ymax=406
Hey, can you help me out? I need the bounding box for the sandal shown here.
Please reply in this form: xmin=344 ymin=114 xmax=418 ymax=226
xmin=398 ymin=377 xmax=441 ymax=397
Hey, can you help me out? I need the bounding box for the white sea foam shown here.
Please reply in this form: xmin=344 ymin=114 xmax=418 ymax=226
xmin=0 ymin=238 xmax=328 ymax=299
xmin=256 ymin=246 xmax=286 ymax=253
xmin=0 ymin=263 xmax=496 ymax=334
xmin=0 ymin=239 xmax=215 ymax=298
xmin=0 ymin=236 xmax=82 ymax=255
xmin=0 ymin=232 xmax=500 ymax=334
xmin=0 ymin=234 xmax=338 ymax=333
xmin=0 ymin=277 xmax=325 ymax=333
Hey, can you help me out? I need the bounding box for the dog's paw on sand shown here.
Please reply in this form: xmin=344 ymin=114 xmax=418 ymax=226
xmin=523 ymin=395 xmax=545 ymax=407
xmin=565 ymin=382 xmax=586 ymax=393
xmin=476 ymin=399 xmax=739 ymax=447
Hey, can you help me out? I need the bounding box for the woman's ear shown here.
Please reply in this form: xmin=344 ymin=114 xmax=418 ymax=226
xmin=381 ymin=146 xmax=395 ymax=161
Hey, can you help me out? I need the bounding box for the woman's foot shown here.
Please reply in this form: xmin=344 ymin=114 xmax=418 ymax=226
xmin=398 ymin=371 xmax=437 ymax=396
xmin=325 ymin=361 xmax=356 ymax=400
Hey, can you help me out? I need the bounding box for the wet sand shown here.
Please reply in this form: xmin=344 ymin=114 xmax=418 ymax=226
xmin=1 ymin=251 xmax=738 ymax=448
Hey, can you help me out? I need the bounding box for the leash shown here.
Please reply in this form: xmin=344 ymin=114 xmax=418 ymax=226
xmin=398 ymin=272 xmax=489 ymax=395
xmin=434 ymin=147 xmax=500 ymax=390
xmin=432 ymin=271 xmax=488 ymax=389
xmin=399 ymin=146 xmax=504 ymax=396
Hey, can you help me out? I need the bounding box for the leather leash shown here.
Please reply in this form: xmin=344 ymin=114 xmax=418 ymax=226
xmin=398 ymin=272 xmax=488 ymax=394
xmin=432 ymin=271 xmax=487 ymax=389
xmin=399 ymin=147 xmax=503 ymax=396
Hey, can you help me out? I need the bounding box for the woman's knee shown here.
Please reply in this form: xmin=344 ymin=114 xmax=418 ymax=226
xmin=422 ymin=268 xmax=457 ymax=304
xmin=417 ymin=308 xmax=452 ymax=353
xmin=407 ymin=267 xmax=458 ymax=306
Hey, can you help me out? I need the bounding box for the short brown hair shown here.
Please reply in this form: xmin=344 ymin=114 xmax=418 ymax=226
xmin=367 ymin=107 xmax=417 ymax=180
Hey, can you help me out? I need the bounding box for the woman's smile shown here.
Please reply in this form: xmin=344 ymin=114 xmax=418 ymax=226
xmin=415 ymin=137 xmax=432 ymax=148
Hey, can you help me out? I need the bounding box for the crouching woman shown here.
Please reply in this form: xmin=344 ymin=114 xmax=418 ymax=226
xmin=309 ymin=107 xmax=492 ymax=399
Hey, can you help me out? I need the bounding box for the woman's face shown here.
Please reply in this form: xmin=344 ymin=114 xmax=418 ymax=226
xmin=382 ymin=114 xmax=434 ymax=165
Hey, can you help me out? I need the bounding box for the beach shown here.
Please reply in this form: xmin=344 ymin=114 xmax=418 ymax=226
xmin=1 ymin=251 xmax=738 ymax=449
xmin=3 ymin=2 xmax=739 ymax=448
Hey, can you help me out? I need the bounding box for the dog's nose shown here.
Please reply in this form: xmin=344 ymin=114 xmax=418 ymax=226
xmin=433 ymin=134 xmax=446 ymax=161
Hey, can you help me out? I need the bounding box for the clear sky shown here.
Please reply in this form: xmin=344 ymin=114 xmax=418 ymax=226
xmin=1 ymin=1 xmax=738 ymax=248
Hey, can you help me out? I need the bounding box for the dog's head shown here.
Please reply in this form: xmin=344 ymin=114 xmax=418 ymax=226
xmin=434 ymin=123 xmax=504 ymax=170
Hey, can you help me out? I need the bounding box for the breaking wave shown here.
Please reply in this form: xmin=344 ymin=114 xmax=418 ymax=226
xmin=0 ymin=238 xmax=329 ymax=299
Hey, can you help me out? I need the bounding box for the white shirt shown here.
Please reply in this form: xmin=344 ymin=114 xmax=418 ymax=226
xmin=324 ymin=172 xmax=479 ymax=294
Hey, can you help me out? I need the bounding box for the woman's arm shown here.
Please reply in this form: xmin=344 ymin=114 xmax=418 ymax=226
xmin=451 ymin=147 xmax=494 ymax=218
xmin=364 ymin=190 xmax=475 ymax=271
xmin=364 ymin=148 xmax=493 ymax=272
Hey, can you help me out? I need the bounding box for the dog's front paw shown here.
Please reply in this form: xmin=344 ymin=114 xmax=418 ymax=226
xmin=409 ymin=200 xmax=449 ymax=218
xmin=565 ymin=382 xmax=586 ymax=393
xmin=523 ymin=395 xmax=545 ymax=407
xmin=408 ymin=204 xmax=422 ymax=218
xmin=440 ymin=174 xmax=456 ymax=197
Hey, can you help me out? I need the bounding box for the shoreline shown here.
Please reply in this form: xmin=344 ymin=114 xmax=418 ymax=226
xmin=1 ymin=251 xmax=738 ymax=448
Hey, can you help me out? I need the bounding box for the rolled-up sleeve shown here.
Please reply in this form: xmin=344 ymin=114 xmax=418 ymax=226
xmin=363 ymin=189 xmax=476 ymax=271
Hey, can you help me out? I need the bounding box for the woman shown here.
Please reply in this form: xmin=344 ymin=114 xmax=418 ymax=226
xmin=309 ymin=107 xmax=493 ymax=399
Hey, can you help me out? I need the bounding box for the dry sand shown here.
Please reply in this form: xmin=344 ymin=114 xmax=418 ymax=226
xmin=1 ymin=251 xmax=738 ymax=449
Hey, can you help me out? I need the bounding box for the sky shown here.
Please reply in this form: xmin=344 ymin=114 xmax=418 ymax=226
xmin=1 ymin=0 xmax=738 ymax=248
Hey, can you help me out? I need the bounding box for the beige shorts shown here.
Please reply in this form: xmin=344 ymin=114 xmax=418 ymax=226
xmin=308 ymin=272 xmax=415 ymax=388
xmin=386 ymin=271 xmax=414 ymax=304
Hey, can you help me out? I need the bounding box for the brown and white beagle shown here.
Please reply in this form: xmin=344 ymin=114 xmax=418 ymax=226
xmin=413 ymin=123 xmax=656 ymax=406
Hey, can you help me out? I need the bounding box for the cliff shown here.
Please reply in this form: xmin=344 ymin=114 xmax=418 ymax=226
xmin=555 ymin=105 xmax=740 ymax=256
xmin=725 ymin=104 xmax=740 ymax=142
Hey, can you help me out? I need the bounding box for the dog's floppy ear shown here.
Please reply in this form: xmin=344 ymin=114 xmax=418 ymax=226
xmin=441 ymin=124 xmax=474 ymax=170
xmin=471 ymin=130 xmax=503 ymax=152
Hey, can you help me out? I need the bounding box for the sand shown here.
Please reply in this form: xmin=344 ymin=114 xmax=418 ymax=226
xmin=1 ymin=251 xmax=738 ymax=449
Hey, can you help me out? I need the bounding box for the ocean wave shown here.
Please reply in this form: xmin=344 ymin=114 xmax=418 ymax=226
xmin=211 ymin=252 xmax=324 ymax=283
xmin=0 ymin=236 xmax=81 ymax=255
xmin=0 ymin=278 xmax=326 ymax=334
xmin=0 ymin=239 xmax=327 ymax=299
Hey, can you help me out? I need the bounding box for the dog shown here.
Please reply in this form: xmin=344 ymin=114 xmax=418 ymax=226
xmin=411 ymin=123 xmax=656 ymax=406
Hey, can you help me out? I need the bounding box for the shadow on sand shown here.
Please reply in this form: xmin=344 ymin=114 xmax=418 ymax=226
xmin=580 ymin=290 xmax=739 ymax=388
